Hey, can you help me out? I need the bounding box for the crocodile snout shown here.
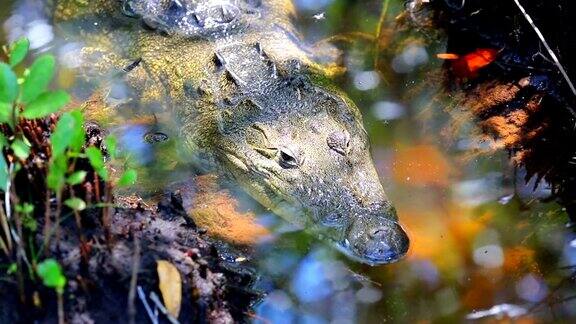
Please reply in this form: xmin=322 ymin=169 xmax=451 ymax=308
xmin=342 ymin=211 xmax=409 ymax=265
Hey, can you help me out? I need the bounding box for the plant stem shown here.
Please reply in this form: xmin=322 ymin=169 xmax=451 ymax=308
xmin=42 ymin=191 xmax=51 ymax=255
xmin=54 ymin=190 xmax=62 ymax=250
xmin=0 ymin=204 xmax=12 ymax=255
xmin=128 ymin=237 xmax=140 ymax=324
xmin=374 ymin=0 xmax=391 ymax=71
xmin=69 ymin=188 xmax=88 ymax=263
xmin=0 ymin=235 xmax=8 ymax=257
xmin=57 ymin=291 xmax=65 ymax=324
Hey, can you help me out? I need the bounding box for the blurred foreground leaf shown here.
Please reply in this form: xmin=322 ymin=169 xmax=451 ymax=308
xmin=23 ymin=90 xmax=70 ymax=119
xmin=117 ymin=169 xmax=137 ymax=187
xmin=64 ymin=197 xmax=86 ymax=211
xmin=20 ymin=55 xmax=55 ymax=104
xmin=11 ymin=138 xmax=30 ymax=160
xmin=66 ymin=171 xmax=87 ymax=186
xmin=9 ymin=37 xmax=29 ymax=67
xmin=51 ymin=110 xmax=84 ymax=157
xmin=0 ymin=63 xmax=18 ymax=103
xmin=86 ymin=147 xmax=108 ymax=180
xmin=37 ymin=259 xmax=66 ymax=294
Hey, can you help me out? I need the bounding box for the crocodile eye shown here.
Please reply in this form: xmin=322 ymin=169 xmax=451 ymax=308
xmin=122 ymin=0 xmax=187 ymax=28
xmin=327 ymin=131 xmax=350 ymax=156
xmin=121 ymin=1 xmax=138 ymax=18
xmin=278 ymin=147 xmax=300 ymax=169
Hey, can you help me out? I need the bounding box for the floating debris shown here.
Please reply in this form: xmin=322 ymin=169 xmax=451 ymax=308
xmin=313 ymin=12 xmax=325 ymax=20
xmin=466 ymin=303 xmax=528 ymax=319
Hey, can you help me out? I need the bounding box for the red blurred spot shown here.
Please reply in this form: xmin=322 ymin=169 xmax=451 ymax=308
xmin=450 ymin=48 xmax=498 ymax=79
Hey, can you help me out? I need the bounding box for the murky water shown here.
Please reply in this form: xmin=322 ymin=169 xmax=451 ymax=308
xmin=3 ymin=0 xmax=576 ymax=322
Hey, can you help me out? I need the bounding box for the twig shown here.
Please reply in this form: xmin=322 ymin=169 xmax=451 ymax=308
xmin=245 ymin=311 xmax=272 ymax=324
xmin=314 ymin=32 xmax=376 ymax=47
xmin=528 ymin=269 xmax=576 ymax=313
xmin=374 ymin=0 xmax=391 ymax=70
xmin=128 ymin=237 xmax=141 ymax=324
xmin=43 ymin=190 xmax=51 ymax=255
xmin=149 ymin=292 xmax=180 ymax=324
xmin=137 ymin=286 xmax=158 ymax=324
xmin=0 ymin=235 xmax=8 ymax=256
xmin=346 ymin=268 xmax=383 ymax=287
xmin=0 ymin=204 xmax=11 ymax=255
xmin=512 ymin=0 xmax=576 ymax=117
xmin=4 ymin=166 xmax=12 ymax=218
xmin=7 ymin=163 xmax=32 ymax=302
xmin=54 ymin=190 xmax=62 ymax=250
xmin=68 ymin=188 xmax=88 ymax=263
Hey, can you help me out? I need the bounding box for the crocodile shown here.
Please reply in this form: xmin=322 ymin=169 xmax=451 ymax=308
xmin=50 ymin=0 xmax=409 ymax=265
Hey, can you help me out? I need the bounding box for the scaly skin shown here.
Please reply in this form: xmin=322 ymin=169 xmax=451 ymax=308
xmin=51 ymin=0 xmax=409 ymax=265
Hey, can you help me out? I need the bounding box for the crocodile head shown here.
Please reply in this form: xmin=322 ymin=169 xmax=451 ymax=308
xmin=216 ymin=83 xmax=409 ymax=265
xmin=50 ymin=0 xmax=409 ymax=265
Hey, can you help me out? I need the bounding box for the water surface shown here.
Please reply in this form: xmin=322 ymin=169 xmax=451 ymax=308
xmin=2 ymin=0 xmax=576 ymax=322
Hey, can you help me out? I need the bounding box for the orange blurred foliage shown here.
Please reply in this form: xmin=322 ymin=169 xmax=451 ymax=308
xmin=462 ymin=273 xmax=496 ymax=309
xmin=392 ymin=145 xmax=453 ymax=187
xmin=399 ymin=202 xmax=490 ymax=273
xmin=180 ymin=175 xmax=270 ymax=245
xmin=502 ymin=246 xmax=538 ymax=276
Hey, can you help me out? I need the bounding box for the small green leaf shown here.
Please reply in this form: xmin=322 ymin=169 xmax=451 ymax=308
xmin=51 ymin=110 xmax=85 ymax=157
xmin=20 ymin=55 xmax=55 ymax=104
xmin=7 ymin=263 xmax=17 ymax=275
xmin=69 ymin=110 xmax=85 ymax=153
xmin=105 ymin=135 xmax=117 ymax=159
xmin=86 ymin=147 xmax=108 ymax=181
xmin=15 ymin=202 xmax=34 ymax=214
xmin=47 ymin=155 xmax=67 ymax=191
xmin=11 ymin=138 xmax=30 ymax=160
xmin=22 ymin=90 xmax=70 ymax=119
xmin=0 ymin=62 xmax=18 ymax=103
xmin=67 ymin=171 xmax=87 ymax=185
xmin=64 ymin=197 xmax=86 ymax=211
xmin=0 ymin=154 xmax=8 ymax=192
xmin=37 ymin=259 xmax=67 ymax=294
xmin=9 ymin=38 xmax=29 ymax=67
xmin=117 ymin=169 xmax=137 ymax=187
xmin=22 ymin=214 xmax=38 ymax=232
xmin=0 ymin=102 xmax=14 ymax=128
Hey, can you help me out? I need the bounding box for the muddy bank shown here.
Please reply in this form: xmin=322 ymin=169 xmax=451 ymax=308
xmin=1 ymin=192 xmax=259 ymax=323
xmin=0 ymin=117 xmax=259 ymax=323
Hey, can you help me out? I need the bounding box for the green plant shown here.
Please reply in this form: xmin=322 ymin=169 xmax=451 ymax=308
xmin=37 ymin=258 xmax=66 ymax=324
xmin=0 ymin=37 xmax=137 ymax=317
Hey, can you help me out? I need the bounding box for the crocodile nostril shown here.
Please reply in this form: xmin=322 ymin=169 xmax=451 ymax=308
xmin=369 ymin=228 xmax=387 ymax=239
xmin=321 ymin=212 xmax=346 ymax=227
xmin=327 ymin=130 xmax=350 ymax=156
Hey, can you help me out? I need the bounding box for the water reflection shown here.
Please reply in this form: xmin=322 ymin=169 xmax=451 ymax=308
xmin=391 ymin=44 xmax=429 ymax=74
xmin=2 ymin=0 xmax=576 ymax=322
xmin=255 ymin=246 xmax=371 ymax=324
